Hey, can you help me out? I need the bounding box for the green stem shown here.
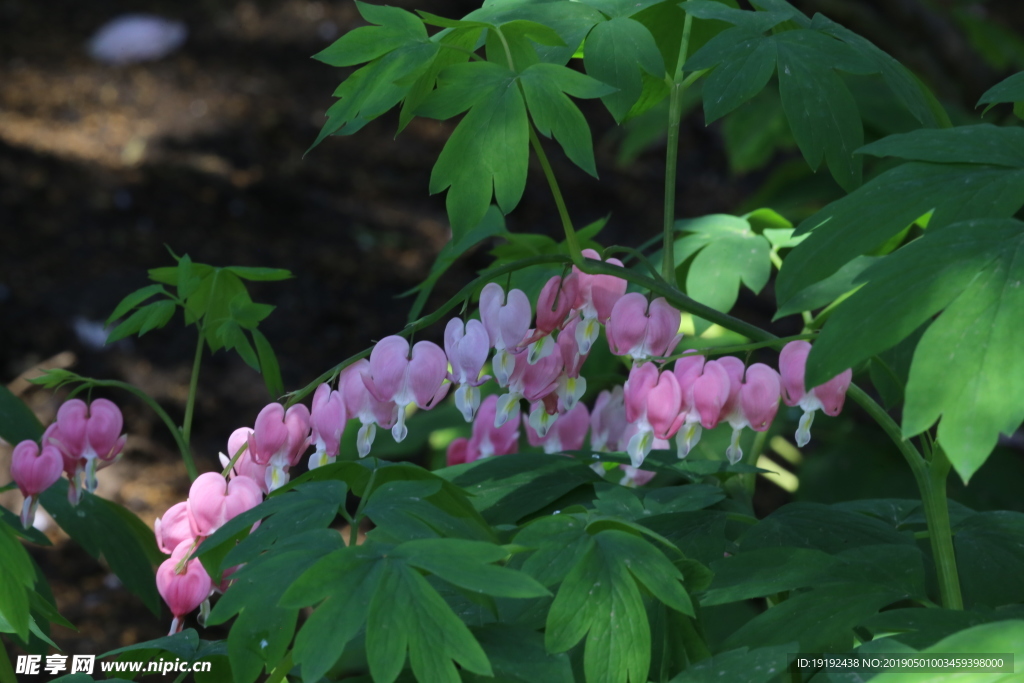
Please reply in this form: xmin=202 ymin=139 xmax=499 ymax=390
xmin=265 ymin=651 xmax=294 ymax=683
xmin=921 ymin=446 xmax=963 ymax=609
xmin=221 ymin=441 xmax=249 ymax=477
xmin=349 ymin=462 xmax=380 ymax=547
xmin=662 ymin=12 xmax=694 ymax=285
xmin=847 ymin=385 xmax=962 ymax=609
xmin=742 ymin=429 xmax=769 ymax=498
xmin=181 ymin=331 xmax=204 ymax=458
xmin=529 ymin=126 xmax=582 ymax=264
xmin=660 ymin=334 xmax=817 ymax=362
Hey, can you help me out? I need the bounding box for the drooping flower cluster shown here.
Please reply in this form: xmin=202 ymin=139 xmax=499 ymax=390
xmin=154 ymin=434 xmax=266 ymax=635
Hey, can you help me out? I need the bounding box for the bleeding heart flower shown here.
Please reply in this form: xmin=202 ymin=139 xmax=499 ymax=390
xmin=480 ymin=283 xmax=532 ymax=385
xmin=722 ymin=363 xmax=781 ymax=464
xmin=445 ymin=394 xmax=520 ymax=466
xmin=445 ymin=318 xmax=491 ymax=422
xmin=494 ymin=348 xmax=563 ymax=429
xmin=157 ymin=540 xmax=214 ymax=636
xmin=155 ymin=501 xmax=196 ymax=555
xmin=48 ymin=398 xmax=126 ymax=498
xmin=573 ymin=249 xmax=628 ymax=355
xmin=606 ymin=293 xmax=681 ymax=361
xmin=553 ymin=317 xmax=589 ymax=412
xmin=309 ymin=383 xmax=346 ymax=469
xmin=525 ymin=402 xmax=590 ymax=454
xmin=186 ymin=472 xmax=264 ymax=538
xmin=10 ymin=440 xmax=63 ymax=528
xmin=523 ymin=274 xmax=580 ymax=364
xmin=339 ymin=359 xmax=398 ymax=458
xmin=618 ymin=465 xmax=655 ymax=488
xmin=248 ymin=403 xmax=311 ymax=491
xmin=364 ymin=335 xmax=449 ymax=443
xmin=779 ymin=341 xmax=853 ymax=447
xmin=590 ymin=386 xmax=628 ymax=452
xmin=673 ymin=354 xmax=734 ymax=459
xmin=623 ymin=363 xmax=684 ymax=467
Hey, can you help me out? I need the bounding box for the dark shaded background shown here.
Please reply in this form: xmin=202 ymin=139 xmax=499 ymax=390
xmin=2 ymin=0 xmax=1023 ymax=658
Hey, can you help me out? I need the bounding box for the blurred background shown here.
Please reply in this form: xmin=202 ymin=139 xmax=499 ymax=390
xmin=2 ymin=0 xmax=1024 ymax=657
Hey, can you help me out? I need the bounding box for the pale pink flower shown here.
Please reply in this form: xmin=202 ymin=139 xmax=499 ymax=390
xmin=590 ymin=386 xmax=628 ymax=452
xmin=10 ymin=440 xmax=63 ymax=528
xmin=157 ymin=541 xmax=213 ymax=636
xmin=339 ymin=359 xmax=398 ymax=458
xmin=445 ymin=394 xmax=520 ymax=466
xmin=524 ymin=402 xmax=590 ymax=454
xmin=722 ymin=362 xmax=781 ymax=464
xmin=445 ymin=318 xmax=491 ymax=422
xmin=606 ymin=294 xmax=681 ymax=361
xmin=309 ymin=383 xmax=346 ymax=469
xmin=779 ymin=341 xmax=853 ymax=447
xmin=186 ymin=472 xmax=263 ymax=538
xmin=573 ymin=249 xmax=628 ymax=354
xmin=48 ymin=398 xmax=126 ymax=498
xmin=495 ymin=348 xmax=563 ymax=429
xmin=218 ymin=427 xmax=269 ymax=495
xmin=479 ymin=283 xmax=531 ymax=385
xmin=364 ymin=335 xmax=449 ymax=443
xmin=155 ymin=501 xmax=196 ymax=555
xmin=248 ymin=403 xmax=310 ymax=491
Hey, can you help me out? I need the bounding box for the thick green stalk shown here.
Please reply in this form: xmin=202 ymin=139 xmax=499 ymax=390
xmin=181 ymin=331 xmax=204 ymax=460
xmin=921 ymin=446 xmax=964 ymax=610
xmin=847 ymin=385 xmax=962 ymax=609
xmin=662 ymin=13 xmax=694 ymax=284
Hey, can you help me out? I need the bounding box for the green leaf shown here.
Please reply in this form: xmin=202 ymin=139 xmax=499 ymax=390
xmin=464 ymin=625 xmax=574 ymax=683
xmin=465 ymin=1 xmax=605 ymax=65
xmin=105 ymin=305 xmax=156 ymax=344
xmin=106 ymin=284 xmax=168 ymax=325
xmin=291 ymin=553 xmax=383 ymax=683
xmin=691 ymin=29 xmax=777 ymax=124
xmin=545 ymin=533 xmax=650 ymax=683
xmin=443 ymin=451 xmax=601 ymax=525
xmin=515 ymin=514 xmax=592 ymax=587
xmin=0 ymin=385 xmax=44 ymax=445
xmin=314 ymin=2 xmax=427 ymax=67
xmin=546 ymin=529 xmax=693 ymax=683
xmin=808 ymin=219 xmax=1024 ymax=480
xmin=869 ymin=621 xmax=1024 ymax=683
xmin=739 ymin=502 xmax=914 ymax=553
xmin=776 ymin=30 xmax=867 ymax=191
xmin=701 ymin=547 xmax=841 ymax=606
xmin=310 ymin=40 xmax=439 ymax=150
xmin=977 ymin=71 xmax=1024 ymax=109
xmin=40 ymin=482 xmax=161 ymax=614
xmin=815 ymin=18 xmax=947 ymax=128
xmin=953 ymin=511 xmax=1024 ymax=608
xmin=680 ymin=1 xmax=790 ymax=32
xmin=426 ymin=63 xmax=528 ymax=232
xmin=642 ymin=485 xmax=725 ymax=514
xmin=394 ymin=538 xmax=550 ymax=598
xmin=218 ymin=321 xmax=260 ymax=371
xmin=722 ymin=583 xmax=904 ymax=652
xmin=721 ymin=86 xmax=794 ymax=173
xmin=251 ymin=329 xmax=284 ymax=399
xmin=137 ymin=300 xmax=176 ymax=336
xmin=198 ymin=481 xmax=347 ymax=579
xmin=777 ymin=162 xmax=1024 ymax=306
xmin=773 ymin=255 xmax=876 ymax=319
xmin=222 ymin=266 xmax=292 ymax=282
xmin=858 ymin=124 xmax=1024 ymax=168
xmin=674 ymin=214 xmax=772 ymax=333
xmin=367 ymin=561 xmax=492 ymax=683
xmin=400 ymin=26 xmax=483 ymax=133
xmin=668 ymin=644 xmax=793 ymax=683
xmin=520 ymin=62 xmax=616 ymax=178
xmin=584 ymin=17 xmax=665 ymax=123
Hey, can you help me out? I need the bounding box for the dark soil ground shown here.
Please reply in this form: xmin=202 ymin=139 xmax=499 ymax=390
xmin=2 ymin=0 xmax=1022 ymax=664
